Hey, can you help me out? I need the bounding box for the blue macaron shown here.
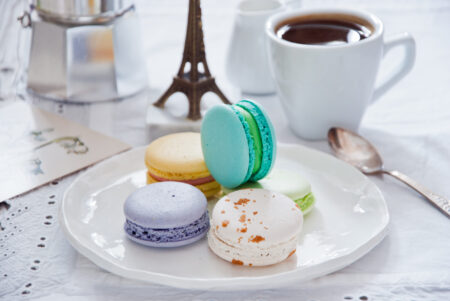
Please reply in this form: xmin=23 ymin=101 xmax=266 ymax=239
xmin=123 ymin=182 xmax=209 ymax=247
xmin=201 ymin=99 xmax=276 ymax=188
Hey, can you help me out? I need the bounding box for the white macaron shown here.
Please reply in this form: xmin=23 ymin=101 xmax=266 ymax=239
xmin=208 ymin=188 xmax=303 ymax=266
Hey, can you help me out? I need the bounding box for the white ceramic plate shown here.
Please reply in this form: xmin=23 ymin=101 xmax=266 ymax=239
xmin=60 ymin=144 xmax=389 ymax=290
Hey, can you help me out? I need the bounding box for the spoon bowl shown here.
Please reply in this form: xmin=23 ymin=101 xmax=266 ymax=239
xmin=327 ymin=127 xmax=450 ymax=218
xmin=327 ymin=127 xmax=383 ymax=174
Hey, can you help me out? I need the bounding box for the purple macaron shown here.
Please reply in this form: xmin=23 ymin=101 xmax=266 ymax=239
xmin=123 ymin=182 xmax=209 ymax=247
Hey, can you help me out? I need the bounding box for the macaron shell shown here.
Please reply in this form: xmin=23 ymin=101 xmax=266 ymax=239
xmin=201 ymin=105 xmax=250 ymax=188
xmin=211 ymin=189 xmax=302 ymax=249
xmin=145 ymin=132 xmax=209 ymax=174
xmin=146 ymin=173 xmax=221 ymax=198
xmin=128 ymin=230 xmax=206 ymax=247
xmin=223 ymin=169 xmax=311 ymax=200
xmin=124 ymin=182 xmax=207 ymax=229
xmin=209 ymin=189 xmax=302 ymax=266
xmin=201 ymin=186 xmax=222 ymax=198
xmin=125 ymin=211 xmax=209 ymax=247
xmin=233 ymin=106 xmax=262 ymax=174
xmin=208 ymin=230 xmax=297 ymax=266
xmin=237 ymin=100 xmax=276 ymax=181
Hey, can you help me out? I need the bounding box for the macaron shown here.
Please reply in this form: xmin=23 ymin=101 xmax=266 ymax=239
xmin=222 ymin=169 xmax=316 ymax=215
xmin=208 ymin=189 xmax=303 ymax=266
xmin=201 ymin=99 xmax=276 ymax=188
xmin=145 ymin=132 xmax=221 ymax=198
xmin=123 ymin=182 xmax=209 ymax=247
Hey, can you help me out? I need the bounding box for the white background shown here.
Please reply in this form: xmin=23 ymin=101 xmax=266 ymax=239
xmin=0 ymin=0 xmax=449 ymax=300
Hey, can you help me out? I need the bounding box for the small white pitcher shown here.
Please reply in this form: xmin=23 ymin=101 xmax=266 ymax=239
xmin=226 ymin=0 xmax=285 ymax=95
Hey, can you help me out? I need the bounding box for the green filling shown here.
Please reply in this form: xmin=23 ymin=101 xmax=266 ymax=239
xmin=295 ymin=193 xmax=315 ymax=214
xmin=234 ymin=106 xmax=262 ymax=175
xmin=237 ymin=100 xmax=274 ymax=182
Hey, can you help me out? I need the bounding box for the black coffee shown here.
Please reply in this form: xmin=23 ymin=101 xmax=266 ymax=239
xmin=276 ymin=14 xmax=373 ymax=46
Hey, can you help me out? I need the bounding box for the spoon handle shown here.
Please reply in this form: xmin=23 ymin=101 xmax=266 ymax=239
xmin=386 ymin=170 xmax=450 ymax=218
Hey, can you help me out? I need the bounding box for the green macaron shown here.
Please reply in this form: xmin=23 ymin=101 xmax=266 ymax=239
xmin=222 ymin=169 xmax=316 ymax=215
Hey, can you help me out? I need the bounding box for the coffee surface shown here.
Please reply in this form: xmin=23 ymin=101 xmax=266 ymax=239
xmin=277 ymin=17 xmax=372 ymax=46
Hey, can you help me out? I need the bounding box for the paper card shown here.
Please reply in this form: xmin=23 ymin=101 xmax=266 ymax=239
xmin=0 ymin=101 xmax=131 ymax=201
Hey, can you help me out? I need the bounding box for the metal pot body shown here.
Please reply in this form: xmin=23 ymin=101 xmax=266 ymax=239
xmin=26 ymin=9 xmax=148 ymax=102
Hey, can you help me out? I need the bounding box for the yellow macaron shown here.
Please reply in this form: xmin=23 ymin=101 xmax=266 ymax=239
xmin=145 ymin=132 xmax=220 ymax=198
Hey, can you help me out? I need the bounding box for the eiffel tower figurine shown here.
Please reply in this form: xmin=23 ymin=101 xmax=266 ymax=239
xmin=153 ymin=0 xmax=231 ymax=120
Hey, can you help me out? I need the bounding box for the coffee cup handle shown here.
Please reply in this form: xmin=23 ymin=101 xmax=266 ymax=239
xmin=372 ymin=32 xmax=416 ymax=101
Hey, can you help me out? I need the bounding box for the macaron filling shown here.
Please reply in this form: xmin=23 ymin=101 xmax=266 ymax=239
xmin=124 ymin=211 xmax=210 ymax=243
xmin=146 ymin=164 xmax=211 ymax=181
xmin=237 ymin=100 xmax=275 ymax=181
xmin=147 ymin=171 xmax=215 ymax=186
xmin=233 ymin=106 xmax=262 ymax=174
xmin=231 ymin=106 xmax=256 ymax=183
xmin=295 ymin=193 xmax=315 ymax=214
xmin=231 ymin=102 xmax=270 ymax=183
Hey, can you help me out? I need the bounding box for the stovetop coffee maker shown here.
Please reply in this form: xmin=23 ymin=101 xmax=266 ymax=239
xmin=20 ymin=0 xmax=148 ymax=102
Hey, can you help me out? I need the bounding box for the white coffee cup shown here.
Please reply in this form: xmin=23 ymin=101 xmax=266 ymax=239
xmin=266 ymin=8 xmax=416 ymax=140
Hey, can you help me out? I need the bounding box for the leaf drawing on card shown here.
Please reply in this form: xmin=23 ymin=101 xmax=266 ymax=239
xmin=30 ymin=158 xmax=43 ymax=175
xmin=30 ymin=128 xmax=54 ymax=141
xmin=34 ymin=136 xmax=89 ymax=154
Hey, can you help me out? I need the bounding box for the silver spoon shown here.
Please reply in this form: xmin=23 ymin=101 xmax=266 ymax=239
xmin=328 ymin=127 xmax=450 ymax=218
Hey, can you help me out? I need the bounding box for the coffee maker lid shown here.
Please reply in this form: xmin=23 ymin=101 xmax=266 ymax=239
xmin=33 ymin=0 xmax=134 ymax=25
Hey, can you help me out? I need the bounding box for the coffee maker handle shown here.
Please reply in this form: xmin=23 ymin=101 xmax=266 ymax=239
xmin=372 ymin=32 xmax=416 ymax=101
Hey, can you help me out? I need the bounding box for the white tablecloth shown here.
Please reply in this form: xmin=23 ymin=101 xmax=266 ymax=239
xmin=1 ymin=0 xmax=449 ymax=300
